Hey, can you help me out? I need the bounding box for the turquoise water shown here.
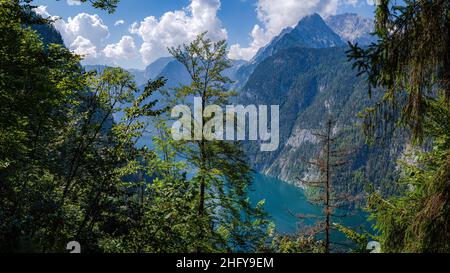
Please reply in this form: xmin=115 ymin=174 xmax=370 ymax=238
xmin=249 ymin=173 xmax=372 ymax=241
xmin=130 ymin=120 xmax=372 ymax=245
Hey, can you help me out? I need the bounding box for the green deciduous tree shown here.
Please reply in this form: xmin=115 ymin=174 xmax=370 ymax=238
xmin=0 ymin=0 xmax=84 ymax=251
xmin=168 ymin=33 xmax=270 ymax=252
xmin=0 ymin=0 xmax=166 ymax=252
xmin=1 ymin=1 xmax=270 ymax=253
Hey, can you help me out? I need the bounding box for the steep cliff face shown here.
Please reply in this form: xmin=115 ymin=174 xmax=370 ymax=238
xmin=325 ymin=13 xmax=376 ymax=45
xmin=239 ymin=46 xmax=403 ymax=196
xmin=31 ymin=23 xmax=64 ymax=46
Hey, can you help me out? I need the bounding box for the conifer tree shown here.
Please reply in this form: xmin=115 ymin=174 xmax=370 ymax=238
xmin=348 ymin=0 xmax=450 ymax=252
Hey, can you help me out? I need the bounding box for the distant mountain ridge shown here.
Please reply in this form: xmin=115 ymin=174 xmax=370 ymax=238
xmin=144 ymin=57 xmax=174 ymax=80
xmin=252 ymin=13 xmax=345 ymax=65
xmin=83 ymin=13 xmax=375 ymax=93
xmin=236 ymin=14 xmax=346 ymax=88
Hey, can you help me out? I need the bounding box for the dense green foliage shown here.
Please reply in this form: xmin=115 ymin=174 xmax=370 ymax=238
xmin=0 ymin=1 xmax=269 ymax=253
xmin=367 ymin=99 xmax=450 ymax=252
xmin=349 ymin=0 xmax=450 ymax=253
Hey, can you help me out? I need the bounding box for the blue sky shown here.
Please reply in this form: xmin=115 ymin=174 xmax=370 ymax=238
xmin=33 ymin=0 xmax=376 ymax=69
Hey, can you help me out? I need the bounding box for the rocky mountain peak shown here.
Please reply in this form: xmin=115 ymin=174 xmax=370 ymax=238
xmin=325 ymin=13 xmax=376 ymax=45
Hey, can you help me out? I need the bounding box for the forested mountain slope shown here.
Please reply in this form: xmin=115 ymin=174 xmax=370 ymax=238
xmin=239 ymin=46 xmax=404 ymax=196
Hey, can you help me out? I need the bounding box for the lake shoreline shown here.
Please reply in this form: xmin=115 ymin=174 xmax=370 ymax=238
xmin=249 ymin=173 xmax=373 ymax=242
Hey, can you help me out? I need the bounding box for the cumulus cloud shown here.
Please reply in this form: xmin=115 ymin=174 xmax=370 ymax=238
xmin=60 ymin=13 xmax=109 ymax=47
xmin=34 ymin=6 xmax=139 ymax=65
xmin=114 ymin=20 xmax=125 ymax=26
xmin=34 ymin=7 xmax=109 ymax=53
xmin=70 ymin=36 xmax=98 ymax=60
xmin=130 ymin=0 xmax=227 ymax=64
xmin=35 ymin=1 xmax=228 ymax=66
xmin=103 ymin=36 xmax=138 ymax=59
xmin=34 ymin=6 xmax=113 ymax=64
xmin=53 ymin=13 xmax=110 ymax=64
xmin=228 ymin=0 xmax=340 ymax=60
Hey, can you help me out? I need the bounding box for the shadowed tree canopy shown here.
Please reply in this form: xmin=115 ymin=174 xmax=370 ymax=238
xmin=348 ymin=0 xmax=450 ymax=253
xmin=348 ymin=0 xmax=449 ymax=143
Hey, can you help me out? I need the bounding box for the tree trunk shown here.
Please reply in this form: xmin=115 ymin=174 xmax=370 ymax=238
xmin=325 ymin=119 xmax=332 ymax=253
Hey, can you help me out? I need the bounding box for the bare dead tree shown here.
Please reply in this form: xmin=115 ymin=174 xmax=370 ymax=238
xmin=297 ymin=118 xmax=357 ymax=253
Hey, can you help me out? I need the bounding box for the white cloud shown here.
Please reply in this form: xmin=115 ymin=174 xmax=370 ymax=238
xmin=103 ymin=35 xmax=138 ymax=59
xmin=33 ymin=6 xmax=111 ymax=64
xmin=33 ymin=5 xmax=52 ymax=18
xmin=34 ymin=1 xmax=227 ymax=66
xmin=70 ymin=36 xmax=98 ymax=60
xmin=59 ymin=13 xmax=110 ymax=48
xmin=33 ymin=1 xmax=368 ymax=66
xmin=67 ymin=0 xmax=82 ymax=6
xmin=130 ymin=0 xmax=227 ymax=64
xmin=228 ymin=0 xmax=340 ymax=60
xmin=55 ymin=13 xmax=110 ymax=64
xmin=33 ymin=7 xmax=142 ymax=66
xmin=114 ymin=20 xmax=125 ymax=26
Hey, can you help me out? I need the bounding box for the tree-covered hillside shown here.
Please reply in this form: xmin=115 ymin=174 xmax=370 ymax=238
xmin=239 ymin=46 xmax=403 ymax=197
